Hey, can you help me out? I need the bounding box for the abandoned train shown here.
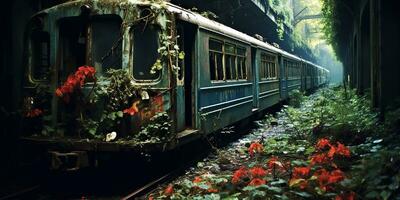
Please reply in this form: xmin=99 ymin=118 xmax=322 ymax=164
xmin=22 ymin=0 xmax=329 ymax=169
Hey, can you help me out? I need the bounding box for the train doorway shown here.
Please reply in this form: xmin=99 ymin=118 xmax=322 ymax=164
xmin=175 ymin=21 xmax=196 ymax=132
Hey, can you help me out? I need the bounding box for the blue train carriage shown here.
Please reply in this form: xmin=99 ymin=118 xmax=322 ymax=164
xmin=20 ymin=0 xmax=330 ymax=170
xmin=177 ymin=4 xmax=293 ymax=135
xmin=279 ymin=52 xmax=303 ymax=99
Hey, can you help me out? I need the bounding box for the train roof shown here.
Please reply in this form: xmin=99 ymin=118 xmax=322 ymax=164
xmin=167 ymin=3 xmax=329 ymax=73
xmin=34 ymin=0 xmax=328 ymax=72
xmin=166 ymin=3 xmax=304 ymax=61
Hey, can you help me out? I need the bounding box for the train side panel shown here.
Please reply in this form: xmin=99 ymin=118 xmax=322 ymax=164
xmin=196 ymin=29 xmax=254 ymax=134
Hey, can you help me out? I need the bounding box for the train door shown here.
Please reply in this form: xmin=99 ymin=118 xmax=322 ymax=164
xmin=251 ymin=47 xmax=259 ymax=110
xmin=279 ymin=56 xmax=287 ymax=99
xmin=175 ymin=21 xmax=196 ymax=132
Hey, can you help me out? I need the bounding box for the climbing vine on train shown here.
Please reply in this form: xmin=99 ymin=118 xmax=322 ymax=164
xmin=151 ymin=33 xmax=185 ymax=76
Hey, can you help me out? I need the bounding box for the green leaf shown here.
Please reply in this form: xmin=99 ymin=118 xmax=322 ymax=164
xmin=266 ymin=186 xmax=282 ymax=193
xmin=116 ymin=111 xmax=123 ymax=118
xmin=380 ymin=190 xmax=391 ymax=200
xmin=242 ymin=186 xmax=256 ymax=191
xmin=291 ymin=191 xmax=312 ymax=198
xmin=179 ymin=51 xmax=185 ymax=60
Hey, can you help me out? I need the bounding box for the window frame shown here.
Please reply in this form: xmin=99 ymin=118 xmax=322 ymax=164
xmin=29 ymin=30 xmax=51 ymax=83
xmin=130 ymin=23 xmax=162 ymax=82
xmin=260 ymin=52 xmax=278 ymax=80
xmin=208 ymin=37 xmax=248 ymax=82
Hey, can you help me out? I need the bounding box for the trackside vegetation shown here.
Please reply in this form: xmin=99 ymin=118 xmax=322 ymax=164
xmin=149 ymin=87 xmax=400 ymax=200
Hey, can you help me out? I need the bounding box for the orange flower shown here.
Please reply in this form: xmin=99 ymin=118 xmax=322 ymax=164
xmin=164 ymin=184 xmax=174 ymax=196
xmin=248 ymin=142 xmax=263 ymax=157
xmin=231 ymin=167 xmax=248 ymax=184
xmin=292 ymin=167 xmax=310 ymax=178
xmin=316 ymin=138 xmax=331 ymax=150
xmin=335 ymin=191 xmax=356 ymax=200
xmin=248 ymin=178 xmax=266 ymax=186
xmin=123 ymin=100 xmax=140 ymax=116
xmin=249 ymin=167 xmax=266 ymax=178
xmin=193 ymin=176 xmax=203 ymax=183
xmin=336 ymin=142 xmax=351 ymax=157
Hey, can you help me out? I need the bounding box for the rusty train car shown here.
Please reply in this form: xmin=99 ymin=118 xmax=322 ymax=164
xmin=21 ymin=0 xmax=328 ymax=170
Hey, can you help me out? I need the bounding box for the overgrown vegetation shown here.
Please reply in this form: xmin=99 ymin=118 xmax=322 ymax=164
xmin=149 ymin=87 xmax=400 ymax=199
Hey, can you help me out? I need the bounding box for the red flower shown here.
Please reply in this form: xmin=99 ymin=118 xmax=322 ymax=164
xmin=193 ymin=176 xmax=203 ymax=183
xmin=55 ymin=66 xmax=96 ymax=103
xmin=336 ymin=142 xmax=351 ymax=157
xmin=123 ymin=101 xmax=140 ymax=116
xmin=267 ymin=156 xmax=284 ymax=170
xmin=148 ymin=195 xmax=154 ymax=200
xmin=313 ymin=169 xmax=345 ymax=191
xmin=249 ymin=167 xmax=266 ymax=178
xmin=316 ymin=138 xmax=331 ymax=150
xmin=164 ymin=184 xmax=174 ymax=196
xmin=248 ymin=178 xmax=266 ymax=186
xmin=25 ymin=108 xmax=43 ymax=118
xmin=292 ymin=167 xmax=310 ymax=178
xmin=314 ymin=169 xmax=330 ymax=191
xmin=248 ymin=142 xmax=263 ymax=157
xmin=335 ymin=191 xmax=356 ymax=200
xmin=310 ymin=153 xmax=330 ymax=165
xmin=328 ymin=169 xmax=345 ymax=183
xmin=328 ymin=145 xmax=336 ymax=158
xmin=207 ymin=188 xmax=218 ymax=193
xmin=231 ymin=167 xmax=248 ymax=184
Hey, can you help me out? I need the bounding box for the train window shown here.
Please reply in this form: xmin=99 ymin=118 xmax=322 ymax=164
xmin=209 ymin=39 xmax=247 ymax=81
xmin=225 ymin=43 xmax=236 ymax=80
xmin=260 ymin=53 xmax=276 ymax=80
xmin=237 ymin=47 xmax=247 ymax=80
xmin=91 ymin=15 xmax=122 ymax=74
xmin=132 ymin=23 xmax=160 ymax=80
xmin=209 ymin=39 xmax=224 ymax=80
xmin=30 ymin=30 xmax=50 ymax=81
xmin=59 ymin=17 xmax=88 ymax=77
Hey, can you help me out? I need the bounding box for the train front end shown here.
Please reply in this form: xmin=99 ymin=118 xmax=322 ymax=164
xmin=21 ymin=0 xmax=180 ymax=170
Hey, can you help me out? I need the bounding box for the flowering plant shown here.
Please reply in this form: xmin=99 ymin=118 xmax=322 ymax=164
xmin=55 ymin=66 xmax=96 ymax=103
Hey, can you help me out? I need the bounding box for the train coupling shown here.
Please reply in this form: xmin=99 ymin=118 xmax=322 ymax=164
xmin=48 ymin=151 xmax=89 ymax=171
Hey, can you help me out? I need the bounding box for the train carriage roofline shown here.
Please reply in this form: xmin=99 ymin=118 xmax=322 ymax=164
xmin=166 ymin=3 xmax=304 ymax=62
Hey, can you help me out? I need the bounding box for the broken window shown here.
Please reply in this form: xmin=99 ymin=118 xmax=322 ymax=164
xmin=237 ymin=47 xmax=247 ymax=80
xmin=59 ymin=17 xmax=88 ymax=77
xmin=225 ymin=43 xmax=235 ymax=80
xmin=91 ymin=15 xmax=122 ymax=74
xmin=209 ymin=38 xmax=247 ymax=81
xmin=132 ymin=23 xmax=160 ymax=80
xmin=209 ymin=39 xmax=223 ymax=81
xmin=260 ymin=53 xmax=277 ymax=80
xmin=30 ymin=30 xmax=50 ymax=81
